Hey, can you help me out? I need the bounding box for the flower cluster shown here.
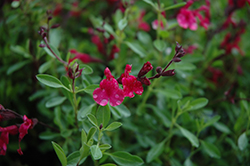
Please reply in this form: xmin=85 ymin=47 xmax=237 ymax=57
xmin=0 ymin=105 xmax=37 ymax=155
xmin=177 ymin=0 xmax=210 ymax=30
xmin=93 ymin=43 xmax=185 ymax=107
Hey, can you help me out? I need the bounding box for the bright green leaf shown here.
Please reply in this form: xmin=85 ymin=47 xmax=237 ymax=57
xmin=99 ymin=144 xmax=112 ymax=150
xmin=87 ymin=127 xmax=97 ymax=144
xmin=153 ymin=40 xmax=166 ymax=52
xmin=39 ymin=60 xmax=53 ymax=73
xmin=105 ymin=122 xmax=122 ymax=131
xmin=87 ymin=114 xmax=99 ymax=128
xmin=188 ymin=98 xmax=208 ymax=111
xmin=108 ymin=151 xmax=144 ymax=166
xmin=154 ymin=89 xmax=182 ymax=100
xmin=45 ymin=96 xmax=67 ymax=108
xmin=143 ymin=0 xmax=157 ymax=9
xmin=81 ymin=129 xmax=87 ymax=144
xmin=201 ymin=141 xmax=221 ymax=158
xmin=76 ymin=84 xmax=99 ymax=94
xmin=10 ymin=45 xmax=30 ymax=58
xmin=203 ymin=115 xmax=221 ymax=128
xmin=36 ymin=74 xmax=69 ymax=90
xmin=79 ymin=64 xmax=93 ymax=75
xmin=90 ymin=145 xmax=103 ymax=160
xmin=164 ymin=2 xmax=186 ymax=11
xmin=78 ymin=104 xmax=96 ymax=120
xmin=213 ymin=122 xmax=231 ymax=134
xmin=125 ymin=42 xmax=147 ymax=58
xmin=67 ymin=151 xmax=80 ymax=166
xmin=52 ymin=141 xmax=67 ymax=166
xmin=238 ymin=132 xmax=248 ymax=151
xmin=118 ymin=18 xmax=128 ymax=30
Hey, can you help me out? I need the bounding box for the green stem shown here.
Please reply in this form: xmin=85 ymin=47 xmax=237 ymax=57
xmin=72 ymin=79 xmax=79 ymax=129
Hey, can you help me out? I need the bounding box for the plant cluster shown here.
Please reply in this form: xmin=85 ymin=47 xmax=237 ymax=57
xmin=0 ymin=0 xmax=250 ymax=166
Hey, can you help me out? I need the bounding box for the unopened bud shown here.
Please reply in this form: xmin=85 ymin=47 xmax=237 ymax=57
xmin=176 ymin=49 xmax=185 ymax=58
xmin=173 ymin=57 xmax=181 ymax=62
xmin=39 ymin=44 xmax=46 ymax=48
xmin=156 ymin=66 xmax=162 ymax=73
xmin=48 ymin=16 xmax=53 ymax=21
xmin=51 ymin=24 xmax=60 ymax=29
xmin=162 ymin=69 xmax=175 ymax=76
xmin=138 ymin=77 xmax=151 ymax=86
xmin=99 ymin=124 xmax=103 ymax=130
xmin=96 ymin=27 xmax=105 ymax=33
xmin=175 ymin=42 xmax=182 ymax=52
xmin=138 ymin=61 xmax=153 ymax=78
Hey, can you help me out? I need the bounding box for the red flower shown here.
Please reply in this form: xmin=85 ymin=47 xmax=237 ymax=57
xmin=0 ymin=125 xmax=19 ymax=156
xmin=207 ymin=67 xmax=223 ymax=84
xmin=70 ymin=2 xmax=81 ymax=17
xmin=91 ymin=35 xmax=105 ymax=55
xmin=109 ymin=45 xmax=120 ymax=60
xmin=53 ymin=4 xmax=63 ymax=16
xmin=17 ymin=115 xmax=35 ymax=155
xmin=138 ymin=61 xmax=153 ymax=78
xmin=69 ymin=49 xmax=102 ymax=64
xmin=177 ymin=8 xmax=198 ymax=30
xmin=152 ymin=11 xmax=166 ymax=30
xmin=121 ymin=65 xmax=143 ymax=98
xmin=220 ymin=33 xmax=244 ymax=55
xmin=229 ymin=0 xmax=250 ymax=8
xmin=93 ymin=68 xmax=124 ymax=106
xmin=138 ymin=11 xmax=150 ymax=32
xmin=184 ymin=45 xmax=197 ymax=54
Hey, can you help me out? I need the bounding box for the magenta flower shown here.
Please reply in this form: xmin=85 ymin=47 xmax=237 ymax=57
xmin=69 ymin=49 xmax=102 ymax=64
xmin=177 ymin=8 xmax=197 ymax=31
xmin=17 ymin=115 xmax=36 ymax=155
xmin=93 ymin=68 xmax=124 ymax=106
xmin=0 ymin=125 xmax=19 ymax=155
xmin=121 ymin=65 xmax=143 ymax=98
xmin=138 ymin=11 xmax=150 ymax=32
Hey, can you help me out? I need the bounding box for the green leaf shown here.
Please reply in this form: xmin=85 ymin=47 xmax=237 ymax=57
xmin=87 ymin=114 xmax=99 ymax=128
xmin=78 ymin=104 xmax=96 ymax=120
xmin=7 ymin=60 xmax=30 ymax=75
xmin=61 ymin=130 xmax=72 ymax=138
xmin=36 ymin=74 xmax=69 ymax=91
xmin=99 ymin=144 xmax=112 ymax=150
xmin=90 ymin=145 xmax=103 ymax=160
xmin=125 ymin=42 xmax=147 ymax=58
xmin=213 ymin=122 xmax=231 ymax=134
xmin=87 ymin=127 xmax=97 ymax=144
xmin=154 ymin=89 xmax=182 ymax=99
xmin=203 ymin=115 xmax=221 ymax=128
xmin=201 ymin=141 xmax=221 ymax=158
xmin=108 ymin=151 xmax=144 ymax=166
xmin=81 ymin=129 xmax=87 ymax=144
xmin=164 ymin=2 xmax=186 ymax=11
xmin=146 ymin=140 xmax=166 ymax=163
xmin=184 ymin=158 xmax=194 ymax=166
xmin=38 ymin=60 xmax=53 ymax=73
xmin=45 ymin=96 xmax=67 ymax=108
xmin=146 ymin=104 xmax=171 ymax=127
xmin=39 ymin=131 xmax=60 ymax=140
xmin=238 ymin=132 xmax=248 ymax=151
xmin=171 ymin=62 xmax=196 ymax=71
xmin=67 ymin=151 xmax=80 ymax=166
xmin=10 ymin=45 xmax=30 ymax=58
xmin=79 ymin=143 xmax=90 ymax=162
xmin=109 ymin=104 xmax=131 ymax=119
xmin=105 ymin=122 xmax=122 ymax=131
xmin=153 ymin=40 xmax=166 ymax=52
xmin=11 ymin=1 xmax=20 ymax=8
xmin=188 ymin=98 xmax=208 ymax=111
xmin=143 ymin=0 xmax=157 ymax=9
xmin=118 ymin=18 xmax=128 ymax=30
xmin=177 ymin=125 xmax=199 ymax=147
xmin=240 ymin=93 xmax=248 ymax=112
xmin=97 ymin=105 xmax=110 ymax=128
xmin=79 ymin=64 xmax=93 ymax=75
xmin=137 ymin=31 xmax=152 ymax=45
xmin=101 ymin=164 xmax=117 ymax=166
xmin=76 ymin=84 xmax=99 ymax=94
xmin=52 ymin=141 xmax=67 ymax=166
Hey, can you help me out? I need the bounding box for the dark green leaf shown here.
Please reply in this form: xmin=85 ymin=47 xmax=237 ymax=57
xmin=188 ymin=98 xmax=208 ymax=111
xmin=146 ymin=140 xmax=165 ymax=163
xmin=7 ymin=60 xmax=30 ymax=75
xmin=154 ymin=89 xmax=182 ymax=100
xmin=38 ymin=60 xmax=53 ymax=73
xmin=78 ymin=104 xmax=96 ymax=120
xmin=178 ymin=125 xmax=199 ymax=147
xmin=125 ymin=42 xmax=147 ymax=58
xmin=213 ymin=122 xmax=231 ymax=134
xmin=201 ymin=141 xmax=221 ymax=158
xmin=39 ymin=131 xmax=60 ymax=140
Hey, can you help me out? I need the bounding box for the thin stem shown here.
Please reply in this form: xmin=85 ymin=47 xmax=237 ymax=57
xmin=38 ymin=121 xmax=60 ymax=133
xmin=43 ymin=37 xmax=68 ymax=66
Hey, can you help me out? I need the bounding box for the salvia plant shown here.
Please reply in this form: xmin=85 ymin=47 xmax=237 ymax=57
xmin=0 ymin=0 xmax=250 ymax=166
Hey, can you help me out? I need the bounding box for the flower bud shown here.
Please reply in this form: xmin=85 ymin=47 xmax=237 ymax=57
xmin=156 ymin=66 xmax=162 ymax=73
xmin=162 ymin=69 xmax=175 ymax=76
xmin=175 ymin=42 xmax=182 ymax=52
xmin=138 ymin=77 xmax=151 ymax=86
xmin=99 ymin=124 xmax=103 ymax=130
xmin=39 ymin=44 xmax=46 ymax=48
xmin=48 ymin=16 xmax=53 ymax=21
xmin=173 ymin=57 xmax=182 ymax=62
xmin=138 ymin=61 xmax=153 ymax=78
xmin=51 ymin=24 xmax=60 ymax=29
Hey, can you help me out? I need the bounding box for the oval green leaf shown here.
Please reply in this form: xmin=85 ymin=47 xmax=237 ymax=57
xmin=201 ymin=141 xmax=221 ymax=158
xmin=51 ymin=141 xmax=67 ymax=166
xmin=105 ymin=122 xmax=122 ymax=131
xmin=87 ymin=114 xmax=99 ymax=128
xmin=109 ymin=151 xmax=144 ymax=166
xmin=45 ymin=96 xmax=67 ymax=108
xmin=36 ymin=74 xmax=67 ymax=89
xmin=238 ymin=132 xmax=248 ymax=151
xmin=188 ymin=98 xmax=208 ymax=111
xmin=178 ymin=125 xmax=199 ymax=148
xmin=146 ymin=140 xmax=165 ymax=163
xmin=90 ymin=145 xmax=103 ymax=160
